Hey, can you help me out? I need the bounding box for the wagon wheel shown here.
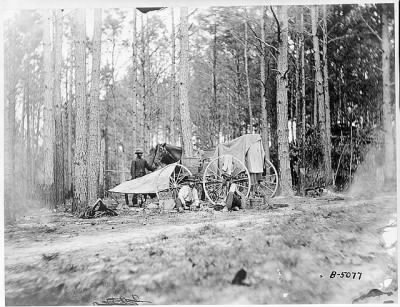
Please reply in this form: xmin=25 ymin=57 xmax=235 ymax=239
xmin=203 ymin=155 xmax=251 ymax=205
xmin=253 ymin=159 xmax=279 ymax=198
xmin=156 ymin=164 xmax=193 ymax=201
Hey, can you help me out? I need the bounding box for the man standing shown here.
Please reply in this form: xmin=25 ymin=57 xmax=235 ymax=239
xmin=176 ymin=176 xmax=199 ymax=213
xmin=125 ymin=148 xmax=155 ymax=207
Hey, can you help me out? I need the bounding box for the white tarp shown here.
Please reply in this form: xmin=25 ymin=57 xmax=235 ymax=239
xmin=109 ymin=163 xmax=178 ymax=194
xmin=212 ymin=134 xmax=265 ymax=173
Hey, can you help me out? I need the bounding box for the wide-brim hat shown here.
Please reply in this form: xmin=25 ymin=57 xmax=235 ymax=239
xmin=135 ymin=148 xmax=144 ymax=154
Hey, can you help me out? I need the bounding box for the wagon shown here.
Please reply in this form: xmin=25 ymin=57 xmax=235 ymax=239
xmin=109 ymin=134 xmax=279 ymax=208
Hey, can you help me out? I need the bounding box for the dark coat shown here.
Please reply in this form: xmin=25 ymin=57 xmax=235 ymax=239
xmin=130 ymin=158 xmax=155 ymax=179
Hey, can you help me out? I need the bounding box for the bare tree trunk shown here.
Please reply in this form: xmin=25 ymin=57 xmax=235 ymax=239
xmin=54 ymin=9 xmax=64 ymax=207
xmin=311 ymin=5 xmax=328 ymax=184
xmin=381 ymin=7 xmax=395 ymax=184
xmin=132 ymin=8 xmax=138 ymax=151
xmin=67 ymin=43 xmax=74 ymax=197
xmin=244 ymin=21 xmax=253 ymax=133
xmin=62 ymin=70 xmax=68 ymax=198
xmin=140 ymin=13 xmax=146 ymax=150
xmin=87 ymin=8 xmax=102 ymax=207
xmin=301 ymin=8 xmax=306 ymax=146
xmin=170 ymin=8 xmax=176 ymax=145
xmin=144 ymin=14 xmax=151 ymax=153
xmin=276 ymin=6 xmax=293 ymax=196
xmin=260 ymin=6 xmax=270 ymax=162
xmin=322 ymin=5 xmax=332 ymax=185
xmin=42 ymin=10 xmax=56 ymax=209
xmin=212 ymin=14 xmax=218 ymax=142
xmin=73 ymin=9 xmax=88 ymax=214
xmin=26 ymin=68 xmax=32 ymax=197
xmin=300 ymin=7 xmax=306 ymax=194
xmin=179 ymin=7 xmax=193 ymax=157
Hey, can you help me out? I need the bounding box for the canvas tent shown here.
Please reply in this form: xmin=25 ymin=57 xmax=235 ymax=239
xmin=109 ymin=163 xmax=179 ymax=194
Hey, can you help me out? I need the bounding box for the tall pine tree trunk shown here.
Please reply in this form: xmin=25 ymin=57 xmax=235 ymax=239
xmin=87 ymin=8 xmax=102 ymax=207
xmin=276 ymin=6 xmax=293 ymax=196
xmin=244 ymin=21 xmax=253 ymax=133
xmin=300 ymin=7 xmax=306 ymax=194
xmin=179 ymin=7 xmax=193 ymax=157
xmin=139 ymin=13 xmax=146 ymax=150
xmin=381 ymin=6 xmax=395 ymax=184
xmin=212 ymin=17 xmax=218 ymax=143
xmin=301 ymin=8 xmax=306 ymax=149
xmin=26 ymin=68 xmax=32 ymax=197
xmin=67 ymin=43 xmax=74 ymax=197
xmin=170 ymin=8 xmax=176 ymax=145
xmin=311 ymin=5 xmax=328 ymax=184
xmin=42 ymin=10 xmax=56 ymax=209
xmin=53 ymin=9 xmax=64 ymax=207
xmin=144 ymin=15 xmax=151 ymax=152
xmin=322 ymin=5 xmax=332 ymax=185
xmin=132 ymin=8 xmax=138 ymax=151
xmin=260 ymin=6 xmax=270 ymax=162
xmin=73 ymin=9 xmax=88 ymax=214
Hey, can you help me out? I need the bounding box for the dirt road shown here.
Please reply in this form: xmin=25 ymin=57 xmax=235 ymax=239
xmin=4 ymin=194 xmax=397 ymax=305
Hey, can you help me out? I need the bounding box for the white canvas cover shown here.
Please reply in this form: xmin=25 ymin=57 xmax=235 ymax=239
xmin=212 ymin=134 xmax=265 ymax=173
xmin=109 ymin=163 xmax=178 ymax=194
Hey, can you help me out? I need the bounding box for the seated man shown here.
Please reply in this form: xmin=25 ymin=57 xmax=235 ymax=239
xmin=175 ymin=176 xmax=199 ymax=213
xmin=225 ymin=183 xmax=246 ymax=211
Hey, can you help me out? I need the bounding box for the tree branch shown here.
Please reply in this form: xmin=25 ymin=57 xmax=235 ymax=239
xmin=359 ymin=14 xmax=382 ymax=41
xmin=247 ymin=21 xmax=278 ymax=53
xmin=270 ymin=6 xmax=280 ymax=43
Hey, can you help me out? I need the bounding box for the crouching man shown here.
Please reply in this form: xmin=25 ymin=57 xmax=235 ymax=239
xmin=225 ymin=183 xmax=246 ymax=211
xmin=175 ymin=176 xmax=199 ymax=213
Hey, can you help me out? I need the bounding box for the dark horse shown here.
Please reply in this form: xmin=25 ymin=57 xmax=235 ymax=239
xmin=149 ymin=143 xmax=182 ymax=167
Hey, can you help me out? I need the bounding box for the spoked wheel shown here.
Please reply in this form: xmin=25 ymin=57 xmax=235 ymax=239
xmin=203 ymin=155 xmax=251 ymax=205
xmin=156 ymin=164 xmax=193 ymax=201
xmin=253 ymin=159 xmax=279 ymax=198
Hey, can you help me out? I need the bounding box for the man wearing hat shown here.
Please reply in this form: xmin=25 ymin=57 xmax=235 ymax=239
xmin=125 ymin=148 xmax=155 ymax=206
xmin=176 ymin=175 xmax=199 ymax=213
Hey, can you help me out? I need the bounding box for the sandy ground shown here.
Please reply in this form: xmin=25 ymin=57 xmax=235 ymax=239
xmin=4 ymin=193 xmax=398 ymax=305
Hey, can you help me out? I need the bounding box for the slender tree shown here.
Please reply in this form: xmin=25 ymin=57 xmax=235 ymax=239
xmin=244 ymin=21 xmax=253 ymax=133
xmin=275 ymin=5 xmax=293 ymax=196
xmin=53 ymin=9 xmax=64 ymax=206
xmin=381 ymin=5 xmax=395 ymax=184
xmin=42 ymin=10 xmax=56 ymax=208
xmin=300 ymin=6 xmax=306 ymax=193
xmin=322 ymin=5 xmax=332 ymax=184
xmin=170 ymin=8 xmax=177 ymax=145
xmin=87 ymin=8 xmax=102 ymax=206
xmin=132 ymin=8 xmax=138 ymax=151
xmin=260 ymin=6 xmax=270 ymax=161
xmin=179 ymin=7 xmax=194 ymax=157
xmin=67 ymin=41 xmax=74 ymax=196
xmin=73 ymin=9 xmax=88 ymax=214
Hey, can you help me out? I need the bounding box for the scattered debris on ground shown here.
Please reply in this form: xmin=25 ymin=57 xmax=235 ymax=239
xmin=80 ymin=199 xmax=118 ymax=219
